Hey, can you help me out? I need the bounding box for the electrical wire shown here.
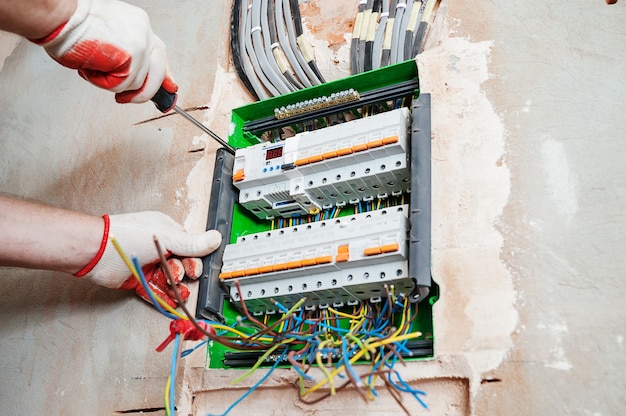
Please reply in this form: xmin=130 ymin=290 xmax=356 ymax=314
xmin=372 ymin=0 xmax=390 ymax=70
xmin=244 ymin=2 xmax=280 ymax=97
xmin=284 ymin=0 xmax=321 ymax=85
xmin=290 ymin=0 xmax=325 ymax=83
xmin=267 ymin=0 xmax=303 ymax=90
xmin=361 ymin=0 xmax=375 ymax=72
xmin=350 ymin=0 xmax=367 ymax=74
xmin=239 ymin=0 xmax=270 ymax=99
xmin=275 ymin=0 xmax=312 ymax=88
xmin=404 ymin=0 xmax=422 ymax=60
xmin=356 ymin=0 xmax=374 ymax=73
xmin=230 ymin=0 xmax=259 ymax=99
xmin=381 ymin=0 xmax=399 ymax=67
xmin=166 ymin=333 xmax=182 ymax=416
xmin=251 ymin=0 xmax=292 ymax=94
xmin=109 ymin=236 xmax=185 ymax=320
xmin=411 ymin=0 xmax=437 ymax=57
xmin=396 ymin=0 xmax=413 ymax=63
xmin=207 ymin=348 xmax=288 ymax=416
xmin=112 ymin=195 xmax=430 ymax=414
xmin=389 ymin=0 xmax=406 ymax=64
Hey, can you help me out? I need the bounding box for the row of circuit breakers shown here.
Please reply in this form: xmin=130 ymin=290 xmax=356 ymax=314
xmin=221 ymin=108 xmax=415 ymax=314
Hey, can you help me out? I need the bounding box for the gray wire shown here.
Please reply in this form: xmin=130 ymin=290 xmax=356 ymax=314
xmin=275 ymin=0 xmax=312 ymax=87
xmin=282 ymin=0 xmax=321 ymax=85
xmin=244 ymin=3 xmax=276 ymax=97
xmin=390 ymin=0 xmax=406 ymax=64
xmin=261 ymin=0 xmax=296 ymax=93
xmin=357 ymin=0 xmax=374 ymax=73
xmin=251 ymin=0 xmax=291 ymax=95
xmin=372 ymin=0 xmax=389 ymax=70
xmin=396 ymin=0 xmax=413 ymax=62
xmin=239 ymin=0 xmax=269 ymax=99
xmin=410 ymin=0 xmax=426 ymax=54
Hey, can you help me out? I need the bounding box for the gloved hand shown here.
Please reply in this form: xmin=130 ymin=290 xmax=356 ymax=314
xmin=31 ymin=0 xmax=177 ymax=104
xmin=74 ymin=212 xmax=222 ymax=307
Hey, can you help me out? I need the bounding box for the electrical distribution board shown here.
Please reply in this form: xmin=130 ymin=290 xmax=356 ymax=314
xmin=197 ymin=60 xmax=434 ymax=344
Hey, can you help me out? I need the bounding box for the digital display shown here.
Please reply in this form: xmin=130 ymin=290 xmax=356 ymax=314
xmin=265 ymin=146 xmax=283 ymax=160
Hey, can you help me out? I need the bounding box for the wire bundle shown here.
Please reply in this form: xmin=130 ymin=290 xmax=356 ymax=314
xmin=213 ymin=282 xmax=429 ymax=415
xmin=231 ymin=0 xmax=326 ymax=100
xmin=110 ymin=237 xmax=261 ymax=415
xmin=110 ymin=196 xmax=425 ymax=415
xmin=350 ymin=0 xmax=438 ymax=74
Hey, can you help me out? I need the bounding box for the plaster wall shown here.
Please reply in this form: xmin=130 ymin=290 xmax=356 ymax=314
xmin=0 ymin=1 xmax=232 ymax=414
xmin=1 ymin=0 xmax=624 ymax=415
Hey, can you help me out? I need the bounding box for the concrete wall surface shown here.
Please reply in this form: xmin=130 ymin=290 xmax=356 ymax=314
xmin=1 ymin=0 xmax=625 ymax=415
xmin=0 ymin=0 xmax=232 ymax=414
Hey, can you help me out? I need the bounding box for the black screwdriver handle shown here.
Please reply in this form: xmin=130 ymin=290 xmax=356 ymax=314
xmin=151 ymin=86 xmax=178 ymax=113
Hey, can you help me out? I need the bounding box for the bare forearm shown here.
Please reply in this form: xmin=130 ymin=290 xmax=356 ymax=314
xmin=0 ymin=0 xmax=77 ymax=38
xmin=0 ymin=195 xmax=102 ymax=274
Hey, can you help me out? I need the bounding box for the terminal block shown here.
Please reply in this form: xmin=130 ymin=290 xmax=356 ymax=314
xmin=220 ymin=205 xmax=413 ymax=314
xmin=232 ymin=107 xmax=411 ymax=219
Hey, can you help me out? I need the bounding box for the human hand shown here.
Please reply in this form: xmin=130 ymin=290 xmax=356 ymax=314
xmin=32 ymin=0 xmax=177 ymax=104
xmin=76 ymin=211 xmax=222 ymax=307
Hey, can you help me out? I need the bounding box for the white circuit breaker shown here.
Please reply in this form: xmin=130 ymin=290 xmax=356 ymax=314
xmin=232 ymin=107 xmax=412 ymax=219
xmin=220 ymin=205 xmax=414 ymax=314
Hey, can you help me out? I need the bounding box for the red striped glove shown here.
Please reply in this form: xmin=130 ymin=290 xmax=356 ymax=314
xmin=75 ymin=212 xmax=222 ymax=307
xmin=31 ymin=0 xmax=177 ymax=104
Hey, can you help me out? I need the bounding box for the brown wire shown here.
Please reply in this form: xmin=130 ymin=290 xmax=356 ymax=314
xmin=153 ymin=236 xmax=268 ymax=351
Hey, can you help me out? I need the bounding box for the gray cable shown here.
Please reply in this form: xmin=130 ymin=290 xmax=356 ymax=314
xmin=261 ymin=0 xmax=296 ymax=93
xmin=372 ymin=0 xmax=389 ymax=70
xmin=275 ymin=0 xmax=312 ymax=87
xmin=239 ymin=0 xmax=269 ymax=99
xmin=390 ymin=0 xmax=406 ymax=64
xmin=396 ymin=0 xmax=413 ymax=62
xmin=407 ymin=0 xmax=426 ymax=58
xmin=251 ymin=0 xmax=291 ymax=95
xmin=245 ymin=4 xmax=276 ymax=97
xmin=282 ymin=0 xmax=320 ymax=85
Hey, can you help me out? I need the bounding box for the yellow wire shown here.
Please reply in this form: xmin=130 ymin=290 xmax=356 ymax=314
xmin=210 ymin=324 xmax=274 ymax=342
xmin=110 ymin=236 xmax=187 ymax=320
xmin=303 ymin=331 xmax=422 ymax=397
xmin=327 ymin=307 xmax=360 ymax=320
xmin=164 ymin=376 xmax=171 ymax=416
xmin=231 ymin=339 xmax=293 ymax=384
xmin=316 ymin=339 xmax=336 ymax=394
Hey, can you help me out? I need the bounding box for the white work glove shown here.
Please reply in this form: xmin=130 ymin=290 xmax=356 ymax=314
xmin=75 ymin=212 xmax=222 ymax=307
xmin=31 ymin=0 xmax=177 ymax=104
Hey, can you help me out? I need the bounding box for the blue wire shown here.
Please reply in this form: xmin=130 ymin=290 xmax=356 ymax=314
xmin=131 ymin=256 xmax=177 ymax=320
xmin=170 ymin=333 xmax=181 ymax=415
xmin=207 ymin=348 xmax=288 ymax=416
xmin=385 ymin=369 xmax=428 ymax=409
xmin=181 ymin=339 xmax=208 ymax=358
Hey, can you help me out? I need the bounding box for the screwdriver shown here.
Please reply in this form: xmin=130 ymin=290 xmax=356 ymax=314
xmin=151 ymin=86 xmax=236 ymax=155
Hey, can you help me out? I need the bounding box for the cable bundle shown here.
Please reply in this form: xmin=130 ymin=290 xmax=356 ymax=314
xmin=110 ymin=190 xmax=430 ymax=415
xmin=350 ymin=0 xmax=438 ymax=74
xmin=216 ymin=282 xmax=429 ymax=415
xmin=231 ymin=0 xmax=326 ymax=100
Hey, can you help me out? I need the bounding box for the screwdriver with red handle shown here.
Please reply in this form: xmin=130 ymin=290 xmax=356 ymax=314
xmin=151 ymin=86 xmax=235 ymax=155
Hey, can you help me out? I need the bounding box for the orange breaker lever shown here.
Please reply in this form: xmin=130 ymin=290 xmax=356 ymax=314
xmin=151 ymin=86 xmax=236 ymax=155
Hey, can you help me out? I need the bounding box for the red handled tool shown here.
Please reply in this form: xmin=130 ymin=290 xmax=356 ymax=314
xmin=155 ymin=319 xmax=215 ymax=352
xmin=151 ymin=86 xmax=235 ymax=155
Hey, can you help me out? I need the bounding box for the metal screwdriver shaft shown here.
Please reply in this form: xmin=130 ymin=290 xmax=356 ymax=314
xmin=151 ymin=86 xmax=236 ymax=155
xmin=171 ymin=105 xmax=235 ymax=154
